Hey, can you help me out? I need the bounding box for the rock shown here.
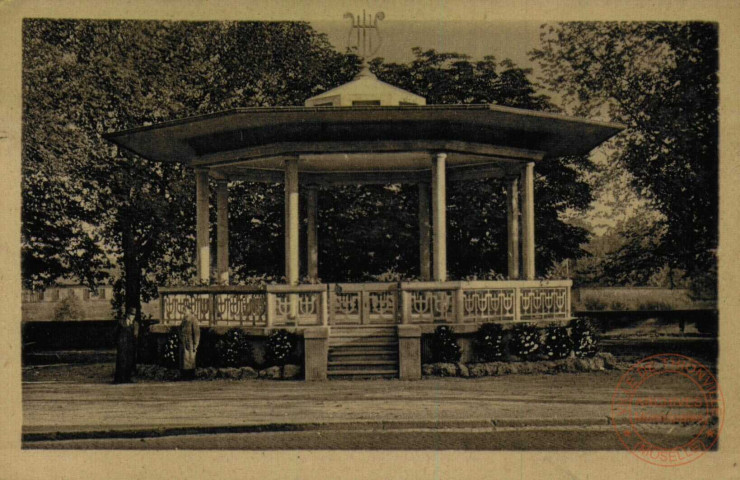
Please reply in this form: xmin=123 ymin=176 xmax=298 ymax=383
xmin=596 ymin=352 xmax=618 ymax=370
xmin=592 ymin=356 xmax=605 ymax=371
xmin=436 ymin=363 xmax=458 ymax=377
xmin=259 ymin=365 xmax=282 ymax=380
xmin=576 ymin=359 xmax=592 ymax=372
xmin=220 ymin=367 xmax=241 ymax=380
xmin=483 ymin=363 xmax=499 ymax=376
xmin=239 ymin=366 xmax=258 ymax=379
xmin=468 ymin=363 xmax=487 ymax=377
xmin=422 ymin=364 xmax=435 ymax=376
xmin=282 ymin=364 xmax=302 ymax=379
xmin=518 ymin=362 xmax=534 ymax=374
xmin=457 ymin=363 xmax=469 ymax=378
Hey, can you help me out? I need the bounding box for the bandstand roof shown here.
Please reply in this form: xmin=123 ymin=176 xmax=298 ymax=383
xmin=105 ymin=102 xmax=624 ymax=185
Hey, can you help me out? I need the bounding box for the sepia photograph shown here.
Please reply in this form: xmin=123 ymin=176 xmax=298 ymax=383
xmin=2 ymin=0 xmax=737 ymax=478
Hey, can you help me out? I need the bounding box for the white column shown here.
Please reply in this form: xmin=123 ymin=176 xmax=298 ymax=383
xmin=285 ymin=158 xmax=300 ymax=286
xmin=306 ymin=186 xmax=318 ymax=281
xmin=418 ymin=182 xmax=431 ymax=281
xmin=506 ymin=176 xmax=520 ymax=280
xmin=431 ymin=153 xmax=447 ymax=282
xmin=521 ymin=162 xmax=536 ymax=280
xmin=216 ymin=180 xmax=229 ymax=285
xmin=195 ymin=168 xmax=210 ymax=284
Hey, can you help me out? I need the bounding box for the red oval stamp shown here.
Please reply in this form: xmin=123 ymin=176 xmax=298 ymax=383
xmin=611 ymin=353 xmax=724 ymax=467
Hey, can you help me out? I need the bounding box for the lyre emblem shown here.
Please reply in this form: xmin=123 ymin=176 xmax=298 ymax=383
xmin=344 ymin=10 xmax=385 ymax=59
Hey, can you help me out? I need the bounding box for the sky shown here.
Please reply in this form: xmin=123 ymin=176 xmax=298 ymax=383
xmin=310 ymin=20 xmax=543 ymax=67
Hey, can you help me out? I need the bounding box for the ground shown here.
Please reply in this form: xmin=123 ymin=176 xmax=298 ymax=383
xmin=22 ymin=364 xmax=713 ymax=450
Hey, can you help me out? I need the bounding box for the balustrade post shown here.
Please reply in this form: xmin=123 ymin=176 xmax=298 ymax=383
xmin=210 ymin=293 xmax=217 ymax=326
xmin=159 ymin=294 xmax=165 ymax=324
xmin=514 ymin=286 xmax=521 ymax=322
xmin=455 ymin=286 xmax=465 ymax=323
xmin=321 ymin=289 xmax=329 ymax=326
xmin=266 ymin=292 xmax=275 ymax=327
xmin=401 ymin=290 xmax=411 ymax=324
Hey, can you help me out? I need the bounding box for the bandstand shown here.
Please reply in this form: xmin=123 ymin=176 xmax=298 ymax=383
xmin=105 ymin=65 xmax=623 ymax=379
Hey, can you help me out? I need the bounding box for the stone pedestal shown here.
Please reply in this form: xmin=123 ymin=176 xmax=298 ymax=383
xmin=304 ymin=327 xmax=329 ymax=381
xmin=398 ymin=325 xmax=422 ymax=380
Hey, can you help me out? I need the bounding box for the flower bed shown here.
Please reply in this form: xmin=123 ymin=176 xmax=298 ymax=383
xmin=422 ymin=352 xmax=619 ymax=378
xmin=135 ymin=363 xmax=303 ymax=381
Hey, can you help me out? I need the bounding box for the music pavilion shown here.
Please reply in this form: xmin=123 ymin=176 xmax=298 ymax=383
xmin=105 ymin=64 xmax=623 ymax=380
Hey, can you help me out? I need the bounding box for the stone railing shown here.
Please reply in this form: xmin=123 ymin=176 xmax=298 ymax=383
xmin=159 ymin=285 xmax=327 ymax=327
xmin=158 ymin=280 xmax=571 ymax=327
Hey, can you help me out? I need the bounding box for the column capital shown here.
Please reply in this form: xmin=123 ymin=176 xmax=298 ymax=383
xmin=433 ymin=151 xmax=448 ymax=161
xmin=194 ymin=167 xmax=209 ymax=174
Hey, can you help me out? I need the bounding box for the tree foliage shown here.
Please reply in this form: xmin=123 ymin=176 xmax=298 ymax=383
xmin=531 ymin=22 xmax=718 ymax=292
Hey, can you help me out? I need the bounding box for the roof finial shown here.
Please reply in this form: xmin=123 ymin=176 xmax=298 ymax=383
xmin=344 ymin=10 xmax=385 ymax=64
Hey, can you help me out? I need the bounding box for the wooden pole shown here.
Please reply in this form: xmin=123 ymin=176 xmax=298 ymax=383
xmin=285 ymin=158 xmax=300 ymax=286
xmin=418 ymin=182 xmax=431 ymax=281
xmin=216 ymin=180 xmax=229 ymax=285
xmin=306 ymin=186 xmax=318 ymax=281
xmin=195 ymin=168 xmax=210 ymax=284
xmin=506 ymin=176 xmax=520 ymax=280
xmin=521 ymin=162 xmax=536 ymax=279
xmin=431 ymin=153 xmax=447 ymax=282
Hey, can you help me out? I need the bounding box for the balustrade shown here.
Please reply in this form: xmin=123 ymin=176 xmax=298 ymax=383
xmin=158 ymin=280 xmax=571 ymax=327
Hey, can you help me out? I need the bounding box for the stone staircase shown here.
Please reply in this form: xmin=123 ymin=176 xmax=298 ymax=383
xmin=327 ymin=326 xmax=399 ymax=379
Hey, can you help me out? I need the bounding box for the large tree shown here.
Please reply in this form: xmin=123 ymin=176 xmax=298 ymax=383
xmin=22 ymin=20 xmax=356 ymax=381
xmin=531 ymin=22 xmax=718 ymax=294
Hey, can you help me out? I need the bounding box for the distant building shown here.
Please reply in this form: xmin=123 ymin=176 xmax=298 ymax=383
xmin=22 ymin=285 xmax=159 ymax=322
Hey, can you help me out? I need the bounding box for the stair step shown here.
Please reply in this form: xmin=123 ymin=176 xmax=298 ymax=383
xmin=330 ymin=349 xmax=398 ymax=357
xmin=330 ymin=331 xmax=397 ymax=338
xmin=327 ymin=369 xmax=398 ymax=377
xmin=329 ymin=359 xmax=397 ymax=367
xmin=329 ymin=339 xmax=398 ymax=347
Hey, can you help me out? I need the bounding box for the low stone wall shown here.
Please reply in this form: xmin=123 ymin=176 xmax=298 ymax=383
xmin=135 ymin=363 xmax=303 ymax=381
xmin=422 ymin=352 xmax=619 ymax=378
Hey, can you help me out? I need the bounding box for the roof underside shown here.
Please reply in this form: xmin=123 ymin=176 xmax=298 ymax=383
xmin=104 ymin=104 xmax=624 ymax=183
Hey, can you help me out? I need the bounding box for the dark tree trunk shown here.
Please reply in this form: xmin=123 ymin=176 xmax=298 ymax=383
xmin=114 ymin=216 xmax=141 ymax=383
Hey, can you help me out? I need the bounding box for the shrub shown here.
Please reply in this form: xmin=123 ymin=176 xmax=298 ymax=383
xmin=582 ymin=298 xmax=607 ymax=311
xmin=265 ymin=329 xmax=298 ymax=366
xmin=570 ymin=318 xmax=598 ymax=358
xmin=637 ymin=301 xmax=673 ymax=311
xmin=214 ymin=328 xmax=253 ymax=367
xmin=429 ymin=325 xmax=462 ymax=363
xmin=160 ymin=329 xmax=180 ymax=368
xmin=509 ymin=323 xmax=541 ymax=360
xmin=609 ymin=301 xmax=628 ymax=311
xmin=543 ymin=324 xmax=573 ymax=360
xmin=53 ymin=295 xmax=84 ymax=321
xmin=474 ymin=323 xmax=506 ymax=361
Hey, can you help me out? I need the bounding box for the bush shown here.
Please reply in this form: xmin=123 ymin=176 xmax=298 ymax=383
xmin=637 ymin=301 xmax=673 ymax=311
xmin=429 ymin=326 xmax=462 ymax=363
xmin=53 ymin=295 xmax=84 ymax=321
xmin=543 ymin=324 xmax=573 ymax=360
xmin=160 ymin=329 xmax=180 ymax=368
xmin=474 ymin=323 xmax=506 ymax=361
xmin=265 ymin=329 xmax=298 ymax=366
xmin=570 ymin=318 xmax=598 ymax=358
xmin=214 ymin=328 xmax=253 ymax=367
xmin=509 ymin=323 xmax=541 ymax=360
xmin=582 ymin=298 xmax=607 ymax=311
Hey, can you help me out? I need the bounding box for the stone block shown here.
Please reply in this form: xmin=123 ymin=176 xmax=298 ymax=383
xmin=304 ymin=327 xmax=329 ymax=381
xmin=398 ymin=325 xmax=422 ymax=380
